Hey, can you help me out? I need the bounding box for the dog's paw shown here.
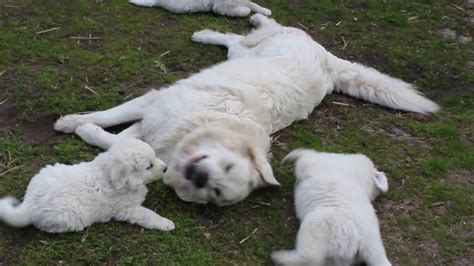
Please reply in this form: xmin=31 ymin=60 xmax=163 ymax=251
xmin=129 ymin=0 xmax=157 ymax=7
xmin=191 ymin=30 xmax=216 ymax=43
xmin=54 ymin=115 xmax=85 ymax=133
xmin=249 ymin=13 xmax=267 ymax=27
xmin=153 ymin=217 xmax=175 ymax=231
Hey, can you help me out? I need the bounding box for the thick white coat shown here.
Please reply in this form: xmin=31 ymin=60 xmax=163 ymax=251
xmin=129 ymin=0 xmax=271 ymax=17
xmin=54 ymin=15 xmax=439 ymax=205
xmin=0 ymin=134 xmax=174 ymax=233
xmin=271 ymin=149 xmax=391 ymax=266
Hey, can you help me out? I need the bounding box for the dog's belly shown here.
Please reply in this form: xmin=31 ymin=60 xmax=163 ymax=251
xmin=139 ymin=54 xmax=332 ymax=160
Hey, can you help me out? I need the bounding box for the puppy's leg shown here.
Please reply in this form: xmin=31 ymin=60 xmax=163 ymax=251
xmin=212 ymin=3 xmax=251 ymax=17
xmin=359 ymin=235 xmax=391 ymax=266
xmin=246 ymin=2 xmax=271 ymax=16
xmin=249 ymin=13 xmax=278 ymax=29
xmin=115 ymin=206 xmax=175 ymax=231
xmin=55 ymin=91 xmax=156 ymax=133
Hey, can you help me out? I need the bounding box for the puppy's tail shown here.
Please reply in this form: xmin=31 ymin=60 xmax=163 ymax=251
xmin=328 ymin=55 xmax=440 ymax=114
xmin=0 ymin=197 xmax=31 ymax=227
xmin=271 ymin=250 xmax=312 ymax=266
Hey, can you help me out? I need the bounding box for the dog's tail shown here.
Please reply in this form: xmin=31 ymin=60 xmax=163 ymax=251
xmin=328 ymin=55 xmax=440 ymax=114
xmin=0 ymin=197 xmax=31 ymax=227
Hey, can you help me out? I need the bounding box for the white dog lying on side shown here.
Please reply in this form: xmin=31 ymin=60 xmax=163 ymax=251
xmin=271 ymin=149 xmax=391 ymax=266
xmin=54 ymin=15 xmax=439 ymax=206
xmin=129 ymin=0 xmax=271 ymax=17
xmin=0 ymin=124 xmax=174 ymax=233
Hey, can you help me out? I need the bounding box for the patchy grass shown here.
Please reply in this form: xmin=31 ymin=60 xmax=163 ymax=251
xmin=0 ymin=0 xmax=473 ymax=264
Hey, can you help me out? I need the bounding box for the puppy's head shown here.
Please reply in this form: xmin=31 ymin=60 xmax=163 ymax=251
xmin=283 ymin=149 xmax=388 ymax=200
xmin=107 ymin=138 xmax=167 ymax=190
xmin=163 ymin=127 xmax=279 ymax=206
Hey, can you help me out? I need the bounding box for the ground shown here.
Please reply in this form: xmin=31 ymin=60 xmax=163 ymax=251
xmin=0 ymin=0 xmax=473 ymax=264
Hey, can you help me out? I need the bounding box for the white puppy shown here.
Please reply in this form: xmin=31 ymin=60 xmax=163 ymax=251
xmin=129 ymin=0 xmax=271 ymax=17
xmin=271 ymin=149 xmax=391 ymax=266
xmin=0 ymin=124 xmax=174 ymax=233
xmin=54 ymin=15 xmax=438 ymax=206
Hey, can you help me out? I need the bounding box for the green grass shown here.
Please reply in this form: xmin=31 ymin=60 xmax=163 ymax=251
xmin=0 ymin=0 xmax=473 ymax=264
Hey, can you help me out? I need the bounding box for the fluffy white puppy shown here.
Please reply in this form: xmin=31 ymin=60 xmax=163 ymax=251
xmin=271 ymin=149 xmax=391 ymax=266
xmin=0 ymin=124 xmax=174 ymax=233
xmin=54 ymin=15 xmax=439 ymax=206
xmin=129 ymin=0 xmax=271 ymax=17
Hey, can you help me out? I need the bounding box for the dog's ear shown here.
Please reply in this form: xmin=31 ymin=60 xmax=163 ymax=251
xmin=110 ymin=159 xmax=130 ymax=190
xmin=373 ymin=170 xmax=389 ymax=193
xmin=246 ymin=147 xmax=280 ymax=187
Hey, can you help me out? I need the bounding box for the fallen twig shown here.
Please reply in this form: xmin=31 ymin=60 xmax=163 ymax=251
xmin=36 ymin=27 xmax=61 ymax=35
xmin=341 ymin=36 xmax=347 ymax=49
xmin=0 ymin=165 xmax=24 ymax=176
xmin=69 ymin=36 xmax=104 ymax=40
xmin=297 ymin=22 xmax=309 ymax=31
xmin=333 ymin=101 xmax=350 ymax=107
xmin=84 ymin=85 xmax=98 ymax=95
xmin=239 ymin=228 xmax=258 ymax=244
xmin=0 ymin=98 xmax=8 ymax=105
xmin=159 ymin=51 xmax=170 ymax=57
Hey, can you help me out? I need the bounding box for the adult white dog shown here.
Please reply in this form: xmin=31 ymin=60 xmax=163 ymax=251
xmin=129 ymin=0 xmax=271 ymax=17
xmin=54 ymin=15 xmax=439 ymax=206
xmin=0 ymin=129 xmax=174 ymax=233
xmin=272 ymin=149 xmax=391 ymax=266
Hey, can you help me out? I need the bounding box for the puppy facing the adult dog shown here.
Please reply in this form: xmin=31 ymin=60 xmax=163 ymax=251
xmin=0 ymin=128 xmax=174 ymax=233
xmin=54 ymin=15 xmax=439 ymax=206
xmin=129 ymin=0 xmax=271 ymax=17
xmin=272 ymin=149 xmax=391 ymax=266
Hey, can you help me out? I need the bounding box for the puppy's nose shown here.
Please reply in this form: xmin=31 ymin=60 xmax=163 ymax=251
xmin=185 ymin=164 xmax=208 ymax=188
xmin=163 ymin=166 xmax=168 ymax=173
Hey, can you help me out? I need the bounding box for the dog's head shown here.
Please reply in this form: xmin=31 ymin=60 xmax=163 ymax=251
xmin=163 ymin=126 xmax=279 ymax=206
xmin=107 ymin=138 xmax=167 ymax=190
xmin=283 ymin=149 xmax=388 ymax=200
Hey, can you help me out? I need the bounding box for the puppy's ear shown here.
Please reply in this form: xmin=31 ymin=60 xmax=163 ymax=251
xmin=110 ymin=159 xmax=130 ymax=190
xmin=247 ymin=147 xmax=280 ymax=187
xmin=282 ymin=149 xmax=306 ymax=165
xmin=373 ymin=170 xmax=389 ymax=193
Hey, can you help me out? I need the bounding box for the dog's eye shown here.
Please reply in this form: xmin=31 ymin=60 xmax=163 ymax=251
xmin=214 ymin=188 xmax=221 ymax=197
xmin=146 ymin=163 xmax=154 ymax=170
xmin=224 ymin=163 xmax=234 ymax=173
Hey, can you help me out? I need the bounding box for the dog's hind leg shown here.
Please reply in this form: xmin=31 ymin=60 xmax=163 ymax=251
xmin=192 ymin=30 xmax=243 ymax=48
xmin=55 ymin=91 xmax=156 ymax=133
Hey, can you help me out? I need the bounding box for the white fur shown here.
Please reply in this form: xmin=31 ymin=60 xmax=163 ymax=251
xmin=129 ymin=0 xmax=271 ymax=17
xmin=271 ymin=149 xmax=391 ymax=266
xmin=0 ymin=129 xmax=174 ymax=233
xmin=54 ymin=15 xmax=439 ymax=206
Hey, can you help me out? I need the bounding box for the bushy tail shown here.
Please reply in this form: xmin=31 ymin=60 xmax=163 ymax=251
xmin=0 ymin=197 xmax=31 ymax=227
xmin=329 ymin=55 xmax=440 ymax=114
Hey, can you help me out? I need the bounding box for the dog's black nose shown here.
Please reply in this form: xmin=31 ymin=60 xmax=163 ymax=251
xmin=185 ymin=164 xmax=208 ymax=188
xmin=163 ymin=166 xmax=168 ymax=173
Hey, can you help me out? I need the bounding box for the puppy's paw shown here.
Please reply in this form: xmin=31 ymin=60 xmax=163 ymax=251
xmin=54 ymin=114 xmax=85 ymax=133
xmin=153 ymin=217 xmax=175 ymax=231
xmin=227 ymin=6 xmax=251 ymax=17
xmin=258 ymin=8 xmax=271 ymax=16
xmin=129 ymin=0 xmax=157 ymax=7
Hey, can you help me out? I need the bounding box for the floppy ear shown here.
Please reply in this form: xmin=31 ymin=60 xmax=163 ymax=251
xmin=373 ymin=170 xmax=389 ymax=193
xmin=110 ymin=159 xmax=130 ymax=190
xmin=282 ymin=149 xmax=305 ymax=165
xmin=247 ymin=147 xmax=280 ymax=187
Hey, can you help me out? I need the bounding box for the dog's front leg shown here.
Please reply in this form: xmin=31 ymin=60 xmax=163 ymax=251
xmin=54 ymin=90 xmax=156 ymax=133
xmin=115 ymin=206 xmax=175 ymax=231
